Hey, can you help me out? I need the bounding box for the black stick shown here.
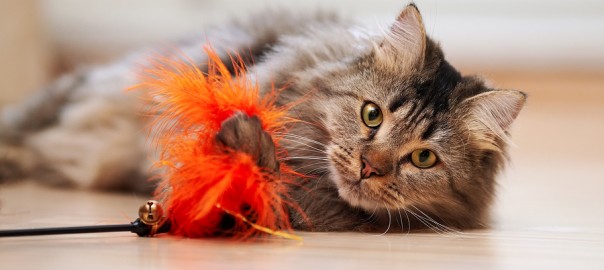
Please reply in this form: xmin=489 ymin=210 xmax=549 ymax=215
xmin=0 ymin=218 xmax=171 ymax=238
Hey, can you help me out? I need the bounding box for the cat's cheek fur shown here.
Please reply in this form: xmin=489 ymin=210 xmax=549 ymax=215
xmin=326 ymin=146 xmax=356 ymax=203
xmin=325 ymin=144 xmax=371 ymax=210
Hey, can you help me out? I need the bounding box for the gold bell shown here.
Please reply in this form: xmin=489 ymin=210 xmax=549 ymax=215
xmin=138 ymin=200 xmax=164 ymax=225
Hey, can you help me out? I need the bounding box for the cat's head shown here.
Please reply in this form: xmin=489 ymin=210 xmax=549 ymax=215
xmin=312 ymin=4 xmax=526 ymax=227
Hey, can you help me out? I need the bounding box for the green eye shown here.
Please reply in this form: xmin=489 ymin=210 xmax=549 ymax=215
xmin=361 ymin=102 xmax=383 ymax=128
xmin=411 ymin=149 xmax=438 ymax=168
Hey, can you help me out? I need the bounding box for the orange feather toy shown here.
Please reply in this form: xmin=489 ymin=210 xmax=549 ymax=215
xmin=138 ymin=47 xmax=300 ymax=239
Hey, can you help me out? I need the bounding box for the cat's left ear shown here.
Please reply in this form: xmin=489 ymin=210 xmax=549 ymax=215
xmin=460 ymin=90 xmax=527 ymax=151
xmin=375 ymin=3 xmax=427 ymax=72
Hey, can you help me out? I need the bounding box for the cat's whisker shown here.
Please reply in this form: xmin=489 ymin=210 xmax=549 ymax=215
xmin=280 ymin=144 xmax=327 ymax=155
xmin=409 ymin=205 xmax=462 ymax=235
xmin=293 ymin=162 xmax=330 ymax=176
xmin=403 ymin=209 xmax=411 ymax=235
xmin=407 ymin=209 xmax=446 ymax=235
xmin=406 ymin=208 xmax=448 ymax=235
xmin=305 ymin=167 xmax=330 ymax=176
xmin=275 ymin=132 xmax=328 ymax=147
xmin=279 ymin=141 xmax=326 ymax=154
xmin=277 ymin=133 xmax=326 ymax=146
xmin=376 ymin=209 xmax=392 ymax=236
xmin=372 ymin=208 xmax=392 ymax=236
xmin=283 ymin=146 xmax=327 ymax=156
xmin=278 ymin=134 xmax=326 ymax=146
xmin=408 ymin=208 xmax=462 ymax=238
xmin=361 ymin=206 xmax=379 ymax=223
xmin=279 ymin=137 xmax=328 ymax=154
xmin=396 ymin=209 xmax=405 ymax=234
xmin=293 ymin=161 xmax=329 ymax=171
xmin=406 ymin=209 xmax=446 ymax=235
xmin=279 ymin=156 xmax=330 ymax=161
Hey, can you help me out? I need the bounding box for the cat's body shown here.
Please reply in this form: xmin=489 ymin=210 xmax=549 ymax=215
xmin=0 ymin=4 xmax=525 ymax=232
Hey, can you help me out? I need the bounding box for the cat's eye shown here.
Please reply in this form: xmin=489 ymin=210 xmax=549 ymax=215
xmin=361 ymin=102 xmax=383 ymax=128
xmin=411 ymin=149 xmax=438 ymax=168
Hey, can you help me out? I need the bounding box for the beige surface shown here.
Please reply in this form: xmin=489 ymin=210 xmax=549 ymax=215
xmin=0 ymin=0 xmax=53 ymax=105
xmin=1 ymin=71 xmax=604 ymax=269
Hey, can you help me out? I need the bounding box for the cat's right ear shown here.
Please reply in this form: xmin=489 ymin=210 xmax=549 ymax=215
xmin=374 ymin=3 xmax=427 ymax=72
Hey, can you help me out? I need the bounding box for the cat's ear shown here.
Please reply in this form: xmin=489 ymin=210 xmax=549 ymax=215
xmin=375 ymin=3 xmax=427 ymax=72
xmin=460 ymin=90 xmax=527 ymax=151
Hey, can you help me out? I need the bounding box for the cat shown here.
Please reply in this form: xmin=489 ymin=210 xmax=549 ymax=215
xmin=0 ymin=4 xmax=526 ymax=232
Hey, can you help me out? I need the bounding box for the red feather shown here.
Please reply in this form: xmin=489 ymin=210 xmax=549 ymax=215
xmin=137 ymin=47 xmax=300 ymax=239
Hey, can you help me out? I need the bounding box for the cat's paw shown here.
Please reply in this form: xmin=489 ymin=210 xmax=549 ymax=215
xmin=215 ymin=112 xmax=279 ymax=173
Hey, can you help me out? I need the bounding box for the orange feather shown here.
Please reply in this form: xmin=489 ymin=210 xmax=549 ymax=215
xmin=137 ymin=47 xmax=300 ymax=239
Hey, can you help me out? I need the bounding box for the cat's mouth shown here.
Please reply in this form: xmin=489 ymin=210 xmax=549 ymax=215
xmin=326 ymin=147 xmax=402 ymax=209
xmin=338 ymin=178 xmax=403 ymax=210
xmin=329 ymin=163 xmax=401 ymax=210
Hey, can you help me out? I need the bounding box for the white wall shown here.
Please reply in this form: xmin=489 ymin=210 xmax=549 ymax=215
xmin=37 ymin=0 xmax=604 ymax=70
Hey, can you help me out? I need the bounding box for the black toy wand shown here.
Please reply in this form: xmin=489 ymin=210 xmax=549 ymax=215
xmin=0 ymin=200 xmax=170 ymax=237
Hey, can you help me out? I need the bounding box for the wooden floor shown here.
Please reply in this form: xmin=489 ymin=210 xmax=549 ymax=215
xmin=1 ymin=70 xmax=603 ymax=269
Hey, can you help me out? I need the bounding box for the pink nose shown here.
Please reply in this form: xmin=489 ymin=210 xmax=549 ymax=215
xmin=361 ymin=157 xmax=381 ymax=179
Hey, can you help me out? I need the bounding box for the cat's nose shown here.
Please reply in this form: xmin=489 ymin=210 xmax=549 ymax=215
xmin=361 ymin=156 xmax=390 ymax=179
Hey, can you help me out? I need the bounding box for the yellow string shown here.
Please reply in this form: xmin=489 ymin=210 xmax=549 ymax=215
xmin=216 ymin=204 xmax=302 ymax=241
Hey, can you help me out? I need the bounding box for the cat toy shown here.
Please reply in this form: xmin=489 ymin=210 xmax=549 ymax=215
xmin=0 ymin=200 xmax=170 ymax=237
xmin=0 ymin=47 xmax=301 ymax=240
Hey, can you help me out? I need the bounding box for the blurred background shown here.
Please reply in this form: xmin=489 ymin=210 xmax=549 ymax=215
xmin=1 ymin=0 xmax=603 ymax=230
xmin=1 ymin=0 xmax=603 ymax=104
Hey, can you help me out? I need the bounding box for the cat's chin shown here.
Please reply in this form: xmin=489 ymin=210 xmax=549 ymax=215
xmin=329 ymin=170 xmax=374 ymax=209
xmin=338 ymin=187 xmax=383 ymax=210
xmin=333 ymin=176 xmax=404 ymax=211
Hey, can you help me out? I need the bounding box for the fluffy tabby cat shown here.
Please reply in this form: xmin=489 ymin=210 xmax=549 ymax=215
xmin=0 ymin=4 xmax=526 ymax=232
